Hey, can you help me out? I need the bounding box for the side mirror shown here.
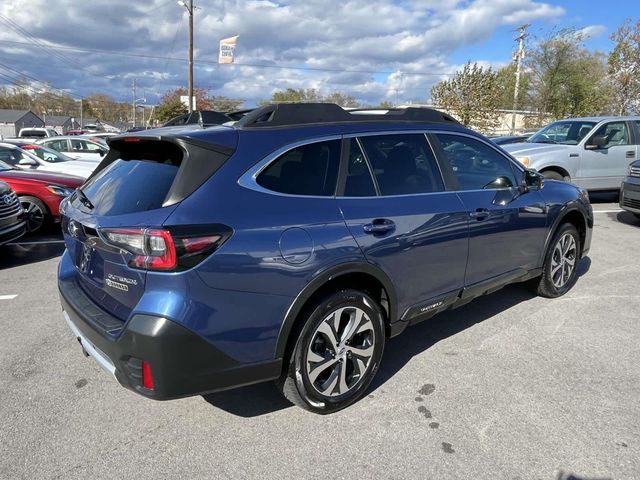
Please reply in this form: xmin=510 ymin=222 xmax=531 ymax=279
xmin=585 ymin=134 xmax=607 ymax=150
xmin=18 ymin=158 xmax=38 ymax=167
xmin=522 ymin=168 xmax=543 ymax=190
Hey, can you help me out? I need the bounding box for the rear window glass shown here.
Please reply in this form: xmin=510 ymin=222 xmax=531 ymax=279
xmin=81 ymin=160 xmax=178 ymax=215
xmin=21 ymin=130 xmax=45 ymax=137
xmin=257 ymin=140 xmax=340 ymax=196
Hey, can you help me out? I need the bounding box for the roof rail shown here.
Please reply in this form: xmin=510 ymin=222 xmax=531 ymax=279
xmin=235 ymin=103 xmax=460 ymax=128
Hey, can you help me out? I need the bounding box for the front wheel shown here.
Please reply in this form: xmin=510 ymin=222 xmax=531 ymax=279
xmin=279 ymin=289 xmax=385 ymax=414
xmin=19 ymin=196 xmax=49 ymax=233
xmin=531 ymin=223 xmax=581 ymax=298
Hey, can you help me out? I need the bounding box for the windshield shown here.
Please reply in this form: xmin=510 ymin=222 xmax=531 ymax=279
xmin=528 ymin=121 xmax=597 ymax=145
xmin=20 ymin=145 xmax=72 ymax=163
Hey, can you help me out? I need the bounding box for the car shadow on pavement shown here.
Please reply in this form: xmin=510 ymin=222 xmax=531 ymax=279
xmin=204 ymin=257 xmax=591 ymax=417
xmin=615 ymin=211 xmax=640 ymax=226
xmin=0 ymin=242 xmax=65 ymax=269
xmin=371 ymin=257 xmax=591 ymax=393
xmin=202 ymin=382 xmax=293 ymax=417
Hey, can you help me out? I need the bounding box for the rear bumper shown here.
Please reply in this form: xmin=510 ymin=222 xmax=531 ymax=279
xmin=620 ymin=180 xmax=640 ymax=214
xmin=59 ymin=277 xmax=282 ymax=400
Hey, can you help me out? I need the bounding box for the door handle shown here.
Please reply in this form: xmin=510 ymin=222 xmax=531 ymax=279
xmin=363 ymin=219 xmax=395 ymax=234
xmin=626 ymin=151 xmax=635 ymax=159
xmin=469 ymin=208 xmax=490 ymax=220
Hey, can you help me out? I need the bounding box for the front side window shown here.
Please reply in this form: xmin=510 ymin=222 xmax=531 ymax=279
xmin=358 ymin=134 xmax=444 ymax=195
xmin=436 ymin=134 xmax=518 ymax=190
xmin=588 ymin=122 xmax=630 ymax=148
xmin=256 ymin=140 xmax=340 ymax=196
xmin=47 ymin=139 xmax=69 ymax=152
xmin=529 ymin=121 xmax=597 ymax=145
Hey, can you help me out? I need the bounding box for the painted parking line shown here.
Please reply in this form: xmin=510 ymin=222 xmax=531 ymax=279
xmin=0 ymin=295 xmax=18 ymax=300
xmin=593 ymin=209 xmax=623 ymax=213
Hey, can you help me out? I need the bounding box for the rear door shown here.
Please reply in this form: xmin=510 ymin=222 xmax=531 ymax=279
xmin=580 ymin=121 xmax=638 ymax=189
xmin=431 ymin=133 xmax=548 ymax=286
xmin=338 ymin=133 xmax=469 ymax=320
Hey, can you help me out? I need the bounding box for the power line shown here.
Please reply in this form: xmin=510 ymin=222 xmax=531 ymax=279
xmin=0 ymin=39 xmax=456 ymax=77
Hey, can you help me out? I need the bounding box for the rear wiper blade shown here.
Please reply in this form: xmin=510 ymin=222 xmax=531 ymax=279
xmin=76 ymin=188 xmax=94 ymax=210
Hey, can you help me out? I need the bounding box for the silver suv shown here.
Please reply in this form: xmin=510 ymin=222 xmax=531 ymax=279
xmin=503 ymin=116 xmax=640 ymax=190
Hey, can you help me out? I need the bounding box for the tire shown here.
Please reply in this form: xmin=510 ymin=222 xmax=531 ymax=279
xmin=19 ymin=196 xmax=49 ymax=233
xmin=542 ymin=170 xmax=569 ymax=182
xmin=531 ymin=223 xmax=581 ymax=298
xmin=279 ymin=289 xmax=385 ymax=414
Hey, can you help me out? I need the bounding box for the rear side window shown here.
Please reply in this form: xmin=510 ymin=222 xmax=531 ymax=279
xmin=358 ymin=134 xmax=444 ymax=195
xmin=47 ymin=139 xmax=69 ymax=152
xmin=435 ymin=134 xmax=518 ymax=190
xmin=343 ymin=140 xmax=376 ymax=197
xmin=257 ymin=140 xmax=340 ymax=196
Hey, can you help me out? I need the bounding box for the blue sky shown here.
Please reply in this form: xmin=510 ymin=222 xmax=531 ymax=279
xmin=0 ymin=0 xmax=636 ymax=107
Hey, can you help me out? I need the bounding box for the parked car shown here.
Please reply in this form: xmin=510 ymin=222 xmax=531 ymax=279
xmin=163 ymin=110 xmax=233 ymax=128
xmin=58 ymin=103 xmax=593 ymax=413
xmin=620 ymin=160 xmax=640 ymax=220
xmin=83 ymin=124 xmax=104 ymax=133
xmin=0 ymin=181 xmax=26 ymax=245
xmin=0 ymin=159 xmax=82 ymax=232
xmin=503 ymin=116 xmax=640 ymax=190
xmin=490 ymin=134 xmax=530 ymax=145
xmin=0 ymin=142 xmax=95 ymax=178
xmin=18 ymin=127 xmax=59 ymax=139
xmin=37 ymin=136 xmax=108 ymax=162
xmin=66 ymin=129 xmax=88 ymax=136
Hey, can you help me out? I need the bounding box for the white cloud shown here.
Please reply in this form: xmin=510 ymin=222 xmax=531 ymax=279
xmin=0 ymin=0 xmax=568 ymax=106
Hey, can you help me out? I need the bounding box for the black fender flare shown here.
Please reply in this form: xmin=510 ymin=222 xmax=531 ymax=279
xmin=539 ymin=202 xmax=589 ymax=265
xmin=274 ymin=261 xmax=398 ymax=360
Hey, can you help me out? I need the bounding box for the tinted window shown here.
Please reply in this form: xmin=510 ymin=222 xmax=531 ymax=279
xmin=359 ymin=134 xmax=444 ymax=195
xmin=529 ymin=121 xmax=596 ymax=145
xmin=343 ymin=140 xmax=376 ymax=197
xmin=257 ymin=140 xmax=340 ymax=196
xmin=47 ymin=139 xmax=69 ymax=152
xmin=589 ymin=121 xmax=630 ymax=148
xmin=436 ymin=134 xmax=518 ymax=190
xmin=0 ymin=147 xmax=30 ymax=166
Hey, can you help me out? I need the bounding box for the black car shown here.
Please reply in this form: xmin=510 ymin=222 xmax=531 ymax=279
xmin=163 ymin=110 xmax=233 ymax=128
xmin=620 ymin=160 xmax=640 ymax=219
xmin=0 ymin=181 xmax=27 ymax=245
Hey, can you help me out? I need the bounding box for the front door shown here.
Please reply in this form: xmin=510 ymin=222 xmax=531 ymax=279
xmin=338 ymin=134 xmax=469 ymax=318
xmin=431 ymin=133 xmax=548 ymax=286
xmin=579 ymin=121 xmax=638 ymax=190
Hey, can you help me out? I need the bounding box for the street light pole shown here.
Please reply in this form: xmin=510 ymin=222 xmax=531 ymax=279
xmin=178 ymin=0 xmax=194 ymax=113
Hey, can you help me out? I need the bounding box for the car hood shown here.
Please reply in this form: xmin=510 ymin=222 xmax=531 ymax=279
xmin=37 ymin=161 xmax=94 ymax=179
xmin=502 ymin=142 xmax=576 ymax=157
xmin=0 ymin=169 xmax=84 ymax=186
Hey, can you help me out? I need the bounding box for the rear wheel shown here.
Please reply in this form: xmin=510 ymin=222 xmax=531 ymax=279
xmin=279 ymin=289 xmax=385 ymax=414
xmin=531 ymin=223 xmax=581 ymax=298
xmin=19 ymin=196 xmax=49 ymax=233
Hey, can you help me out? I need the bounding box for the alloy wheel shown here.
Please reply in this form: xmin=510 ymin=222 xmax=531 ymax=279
xmin=550 ymin=233 xmax=577 ymax=288
xmin=306 ymin=306 xmax=375 ymax=397
xmin=21 ymin=200 xmax=45 ymax=233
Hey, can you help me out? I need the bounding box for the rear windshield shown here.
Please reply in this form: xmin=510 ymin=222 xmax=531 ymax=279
xmin=21 ymin=130 xmax=46 ymax=137
xmin=81 ymin=159 xmax=179 ymax=216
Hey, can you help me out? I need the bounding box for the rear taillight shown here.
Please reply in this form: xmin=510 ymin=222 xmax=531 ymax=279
xmin=100 ymin=226 xmax=230 ymax=271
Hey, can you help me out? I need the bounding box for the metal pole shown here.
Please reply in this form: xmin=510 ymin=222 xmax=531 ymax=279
xmin=132 ymin=79 xmax=137 ymax=127
xmin=80 ymin=98 xmax=83 ymax=129
xmin=511 ymin=25 xmax=528 ymax=135
xmin=188 ymin=0 xmax=194 ymax=113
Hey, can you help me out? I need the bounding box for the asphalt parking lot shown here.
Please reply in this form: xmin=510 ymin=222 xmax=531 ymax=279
xmin=0 ymin=193 xmax=638 ymax=480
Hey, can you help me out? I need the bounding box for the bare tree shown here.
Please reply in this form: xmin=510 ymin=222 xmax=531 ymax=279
xmin=608 ymin=19 xmax=640 ymax=115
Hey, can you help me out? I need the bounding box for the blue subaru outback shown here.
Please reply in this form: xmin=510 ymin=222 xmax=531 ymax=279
xmin=58 ymin=104 xmax=593 ymax=413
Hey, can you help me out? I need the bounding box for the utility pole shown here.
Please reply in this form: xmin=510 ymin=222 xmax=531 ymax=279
xmin=178 ymin=0 xmax=195 ymax=113
xmin=132 ymin=78 xmax=137 ymax=128
xmin=511 ymin=24 xmax=528 ymax=135
xmin=80 ymin=97 xmax=83 ymax=129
